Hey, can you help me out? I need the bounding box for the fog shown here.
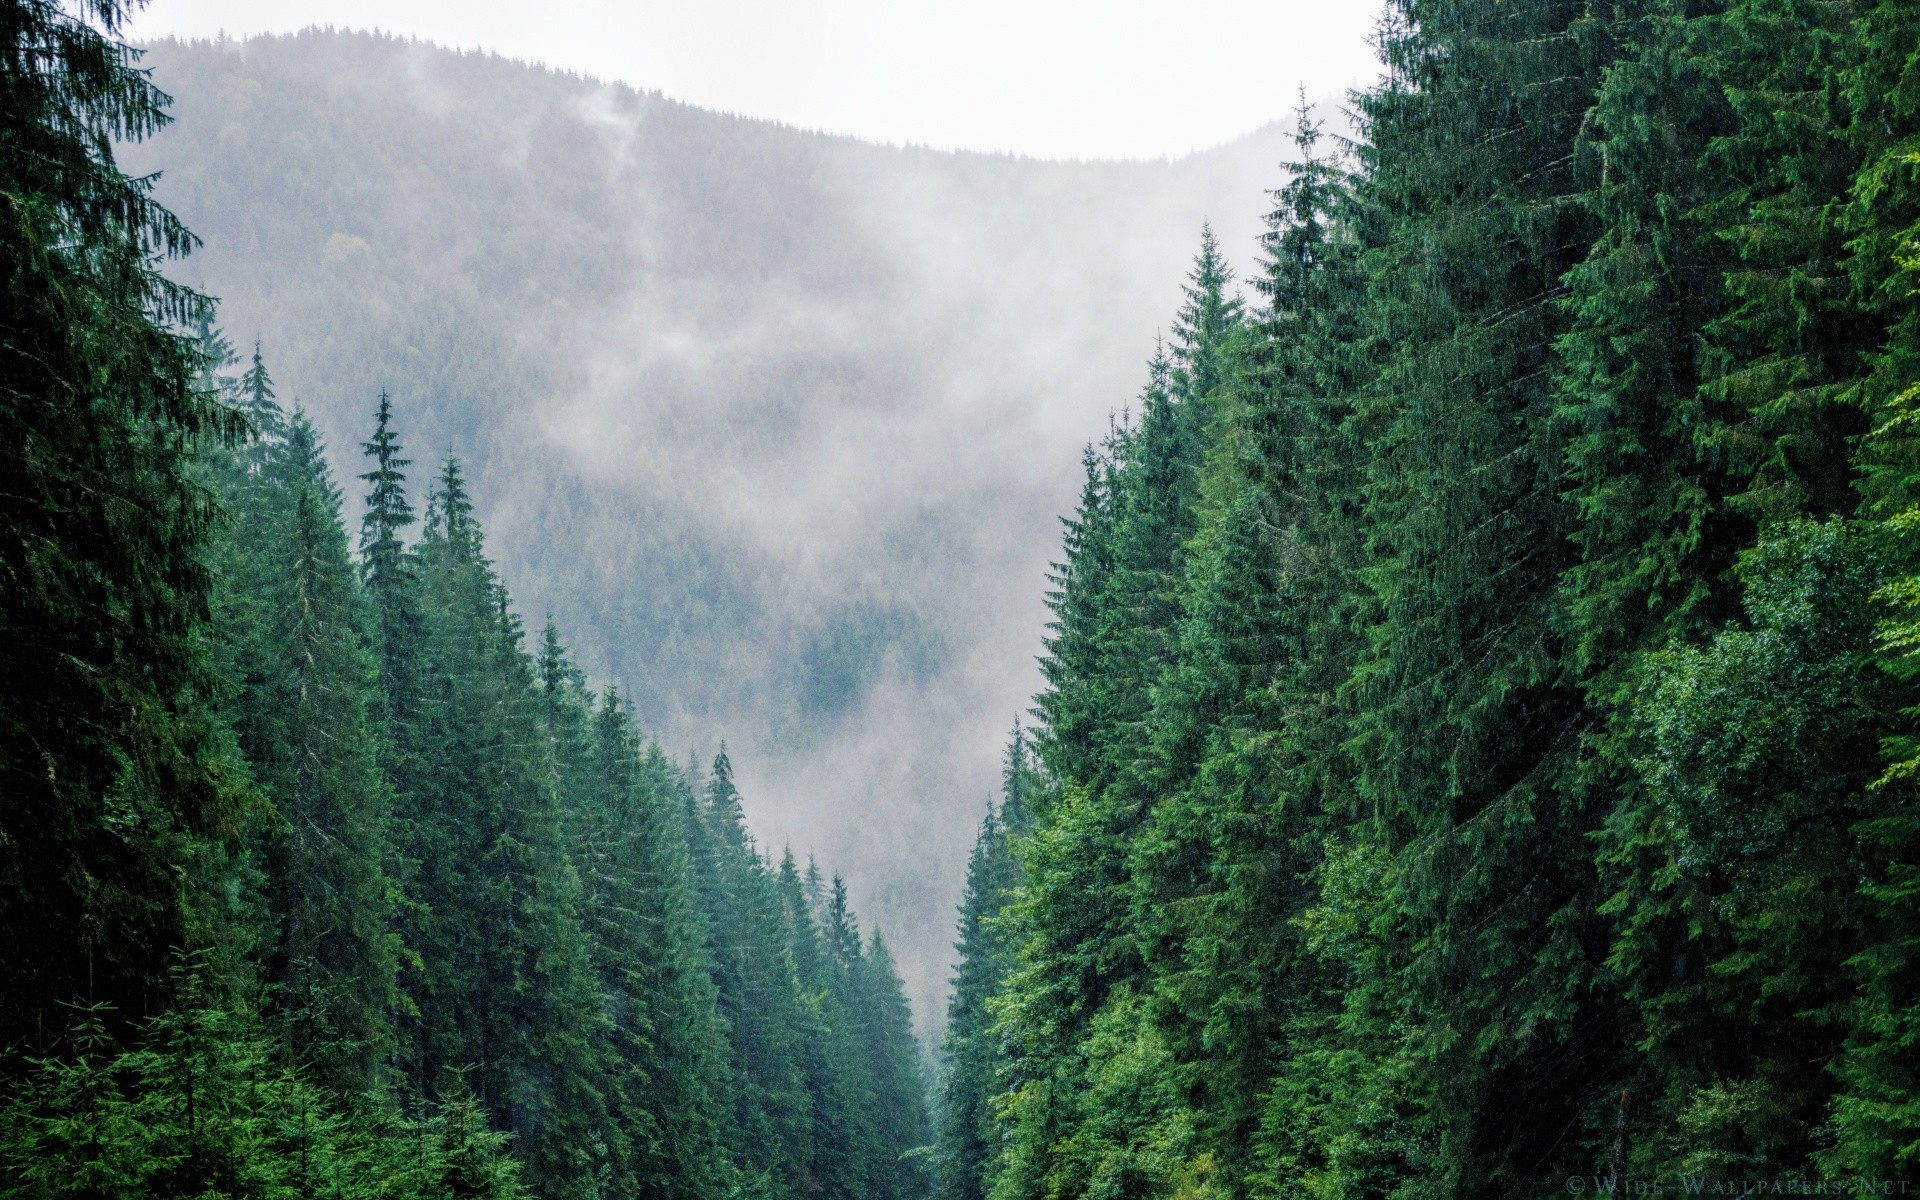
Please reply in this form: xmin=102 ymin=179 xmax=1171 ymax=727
xmin=126 ymin=0 xmax=1381 ymax=159
xmin=126 ymin=30 xmax=1340 ymax=1035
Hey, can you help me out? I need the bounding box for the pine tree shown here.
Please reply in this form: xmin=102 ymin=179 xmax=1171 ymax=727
xmin=207 ymin=388 xmax=399 ymax=1092
xmin=685 ymin=747 xmax=816 ymax=1199
xmin=776 ymin=850 xmax=863 ymax=1200
xmin=936 ymin=728 xmax=1032 ymax=1200
xmin=0 ymin=993 xmax=525 ymax=1199
xmin=394 ymin=454 xmax=616 ymax=1200
xmin=358 ymin=390 xmax=420 ymax=716
xmin=1169 ymin=223 xmax=1245 ymax=412
xmin=1543 ymin=2 xmax=1894 ymax=1184
xmin=1837 ymin=0 xmax=1920 ymax=1173
xmin=1033 ymin=441 xmax=1123 ymax=792
xmin=970 ymin=5 xmax=1920 ymax=1199
xmin=1097 ymin=100 xmax=1371 ymax=1199
xmin=0 ymin=0 xmax=252 ymax=1052
xmin=856 ymin=932 xmax=931 ymax=1200
xmin=1298 ymin=2 xmax=1622 ymax=1191
xmin=816 ymin=875 xmax=878 ymax=1200
xmin=239 ymin=340 xmax=280 ymax=435
xmin=540 ymin=630 xmax=735 ymax=1200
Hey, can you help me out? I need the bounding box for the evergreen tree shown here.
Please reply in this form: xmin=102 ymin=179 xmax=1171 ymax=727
xmin=977 ymin=6 xmax=1920 ymax=1198
xmin=0 ymin=17 xmax=936 ymax=1188
xmin=936 ymin=728 xmax=1033 ymax=1200
xmin=1304 ymin=2 xmax=1617 ymax=1190
xmin=1032 ymin=441 xmax=1123 ymax=793
xmin=996 ymin=213 xmax=1251 ymax=1200
xmin=0 ymin=989 xmax=524 ymax=1200
xmin=857 ymin=932 xmax=932 ymax=1200
xmin=539 ymin=630 xmax=736 ymax=1200
xmin=1016 ymin=237 xmax=1243 ymax=1044
xmin=1116 ymin=100 xmax=1371 ymax=1200
xmin=1547 ymin=1 xmax=1890 ymax=1184
xmin=395 ymin=454 xmax=616 ymax=1200
xmin=777 ymin=850 xmax=865 ymax=1200
xmin=1169 ymin=223 xmax=1245 ymax=412
xmin=1839 ymin=0 xmax=1920 ymax=1173
xmin=358 ymin=390 xmax=420 ymax=717
xmin=239 ymin=340 xmax=278 ymax=433
xmin=685 ymin=748 xmax=816 ymax=1199
xmin=207 ymin=386 xmax=399 ymax=1092
xmin=0 ymin=0 xmax=252 ymax=1052
xmin=817 ymin=876 xmax=879 ymax=1200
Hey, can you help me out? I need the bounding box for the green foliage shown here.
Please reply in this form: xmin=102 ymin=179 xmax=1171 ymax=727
xmin=857 ymin=933 xmax=933 ymax=1200
xmin=0 ymin=0 xmax=252 ymax=1051
xmin=1601 ymin=521 xmax=1896 ymax=1179
xmin=936 ymin=729 xmax=1033 ymax=1200
xmin=684 ymin=748 xmax=817 ymax=1193
xmin=542 ymin=636 xmax=736 ymax=1200
xmin=205 ymin=375 xmax=399 ymax=1093
xmin=1002 ymin=232 xmax=1251 ymax=1200
xmin=669 ymin=750 xmax=931 ymax=1200
xmin=375 ymin=455 xmax=617 ymax=1200
xmin=0 ymin=17 xmax=935 ymax=1188
xmin=0 ymin=1000 xmax=523 ymax=1200
xmin=30 ymin=0 xmax=1920 ymax=1197
xmin=969 ymin=3 xmax=1920 ymax=1199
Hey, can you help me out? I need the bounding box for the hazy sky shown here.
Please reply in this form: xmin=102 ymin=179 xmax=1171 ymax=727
xmin=125 ymin=0 xmax=1385 ymax=160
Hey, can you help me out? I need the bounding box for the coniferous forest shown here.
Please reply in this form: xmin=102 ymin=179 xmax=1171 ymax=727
xmin=936 ymin=2 xmax=1920 ymax=1198
xmin=1 ymin=3 xmax=928 ymax=1197
xmin=7 ymin=1 xmax=1920 ymax=1200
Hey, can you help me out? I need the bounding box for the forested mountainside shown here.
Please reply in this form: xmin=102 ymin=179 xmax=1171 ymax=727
xmin=119 ymin=30 xmax=1319 ymax=1027
xmin=1 ymin=4 xmax=926 ymax=1196
xmin=938 ymin=2 xmax=1920 ymax=1199
xmin=15 ymin=0 xmax=1920 ymax=1197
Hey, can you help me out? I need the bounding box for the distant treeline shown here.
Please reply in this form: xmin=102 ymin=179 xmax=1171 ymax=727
xmin=0 ymin=4 xmax=926 ymax=1200
xmin=938 ymin=2 xmax=1920 ymax=1198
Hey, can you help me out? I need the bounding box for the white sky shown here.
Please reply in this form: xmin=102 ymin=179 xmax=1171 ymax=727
xmin=123 ymin=0 xmax=1385 ymax=161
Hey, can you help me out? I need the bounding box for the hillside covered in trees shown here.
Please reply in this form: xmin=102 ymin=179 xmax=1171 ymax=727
xmin=116 ymin=29 xmax=1325 ymax=1026
xmin=936 ymin=1 xmax=1920 ymax=1197
xmin=11 ymin=0 xmax=1920 ymax=1198
xmin=1 ymin=3 xmax=927 ymax=1197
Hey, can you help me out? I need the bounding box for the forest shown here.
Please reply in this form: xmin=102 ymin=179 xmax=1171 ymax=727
xmin=1 ymin=2 xmax=927 ymax=1197
xmin=936 ymin=1 xmax=1920 ymax=1198
xmin=7 ymin=0 xmax=1920 ymax=1199
xmin=113 ymin=28 xmax=1308 ymax=1017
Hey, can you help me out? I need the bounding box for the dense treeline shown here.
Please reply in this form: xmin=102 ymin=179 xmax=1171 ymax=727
xmin=0 ymin=3 xmax=927 ymax=1198
xmin=939 ymin=1 xmax=1920 ymax=1196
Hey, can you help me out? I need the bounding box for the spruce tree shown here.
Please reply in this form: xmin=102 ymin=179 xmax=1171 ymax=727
xmin=396 ymin=455 xmax=616 ymax=1200
xmin=816 ymin=876 xmax=878 ymax=1200
xmin=1546 ymin=2 xmax=1888 ymax=1184
xmin=1308 ymin=2 xmax=1618 ymax=1190
xmin=999 ymin=228 xmax=1249 ymax=1200
xmin=358 ymin=390 xmax=420 ymax=717
xmin=540 ymin=631 xmax=735 ymax=1200
xmin=686 ymin=748 xmax=816 ymax=1199
xmin=968 ymin=5 xmax=1920 ymax=1199
xmin=856 ymin=932 xmax=931 ymax=1200
xmin=0 ymin=990 xmax=525 ymax=1199
xmin=208 ymin=390 xmax=399 ymax=1092
xmin=777 ymin=850 xmax=863 ymax=1200
xmin=0 ymin=0 xmax=251 ymax=1052
xmin=1838 ymin=0 xmax=1920 ymax=1172
xmin=1033 ymin=442 xmax=1123 ymax=792
xmin=936 ymin=728 xmax=1032 ymax=1200
xmin=1169 ymin=223 xmax=1245 ymax=412
xmin=239 ymin=340 xmax=278 ymax=433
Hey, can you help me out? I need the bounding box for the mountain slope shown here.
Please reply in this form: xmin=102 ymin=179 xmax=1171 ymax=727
xmin=127 ymin=29 xmax=1306 ymax=1025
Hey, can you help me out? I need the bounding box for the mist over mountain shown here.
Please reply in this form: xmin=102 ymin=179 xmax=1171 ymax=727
xmin=126 ymin=29 xmax=1311 ymax=1030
